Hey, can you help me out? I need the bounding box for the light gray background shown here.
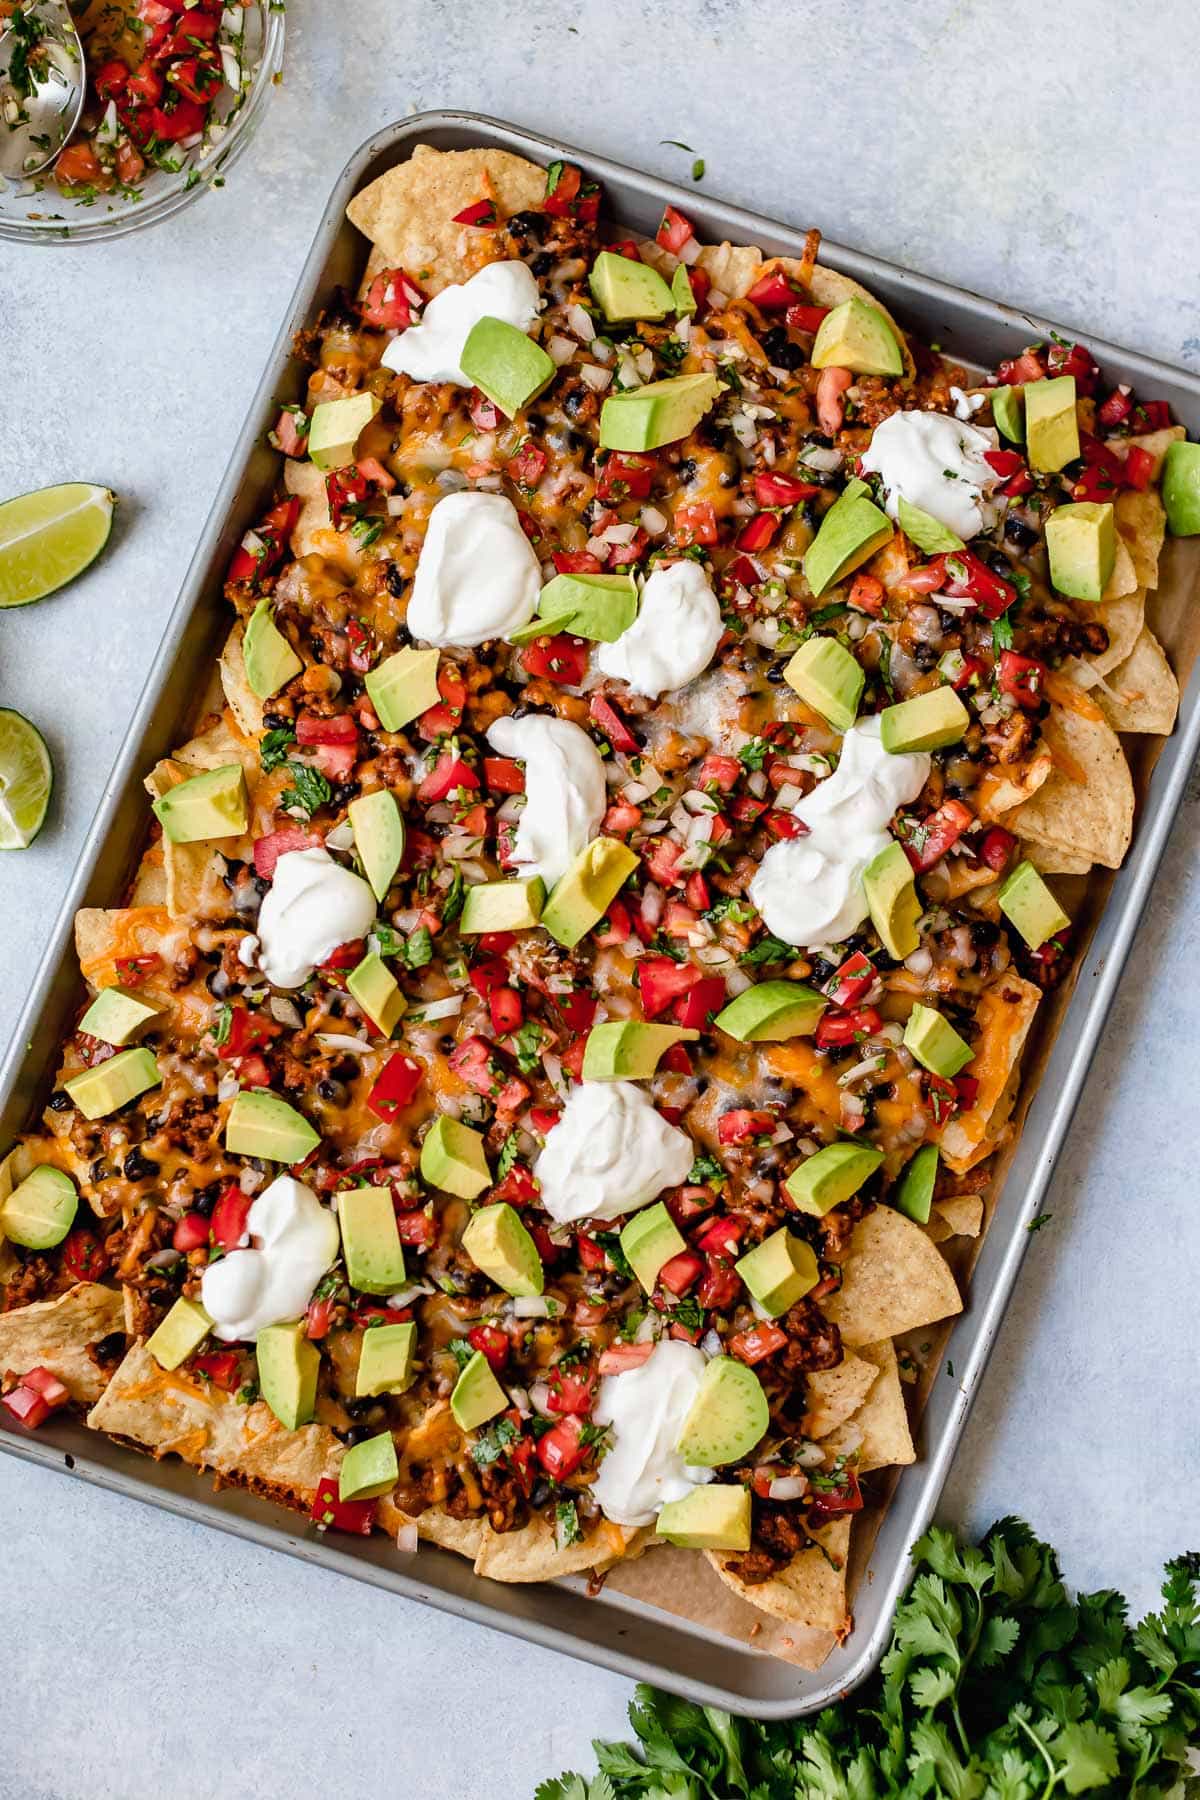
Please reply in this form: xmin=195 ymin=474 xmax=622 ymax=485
xmin=2 ymin=3 xmax=1198 ymax=1795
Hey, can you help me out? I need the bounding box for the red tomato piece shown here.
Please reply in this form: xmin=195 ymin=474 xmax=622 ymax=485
xmin=310 ymin=1476 xmax=377 ymax=1535
xmin=696 ymin=1260 xmax=742 ymax=1310
xmin=417 ymin=752 xmax=479 ymax=804
xmin=597 ymin=1342 xmax=654 ymax=1374
xmin=940 ymin=549 xmax=1016 ymax=621
xmin=588 ymin=692 xmax=639 ymax=753
xmin=695 ymin=1215 xmax=744 ymax=1259
xmin=784 ymin=302 xmax=830 ymax=334
xmin=536 ymin=1414 xmax=590 ymax=1480
xmin=597 ymin=453 xmax=657 ymax=501
xmin=543 ymin=161 xmax=582 ymax=216
xmin=360 ymin=267 xmax=424 ymax=330
xmin=903 ymin=798 xmax=975 ymax=873
xmin=745 ymin=268 xmax=801 ymax=309
xmin=673 ymin=501 xmax=719 ymax=546
xmin=717 ymin=1108 xmax=774 ymax=1144
xmin=753 ymin=471 xmax=820 ymax=508
xmin=815 ymin=1007 xmax=883 ymax=1049
xmin=171 ymin=1212 xmax=210 ymax=1254
xmin=656 ymin=204 xmax=694 ymax=254
xmin=997 ymin=650 xmax=1046 ymax=709
xmin=489 ymin=987 xmax=524 ymax=1035
xmin=823 ymin=951 xmax=875 ymax=1009
xmin=1123 ymin=445 xmax=1155 ymax=491
xmin=367 ymin=1053 xmax=423 ymax=1118
xmin=519 ymin=633 xmax=588 ymax=685
xmin=210 ymin=1185 xmax=252 ymax=1251
xmin=507 ymin=441 xmax=547 ymax=487
xmin=467 ymin=1325 xmax=510 ymax=1373
xmin=62 ymin=1226 xmax=109 ymax=1281
xmin=729 ymin=1324 xmax=787 ymax=1365
xmin=546 ymin=1367 xmax=597 ymax=1416
xmin=192 ymin=1350 xmax=240 ymax=1391
xmin=673 ymin=975 xmax=726 ymax=1030
xmin=552 ymin=549 xmax=603 ymax=575
xmin=452 ymin=197 xmax=497 ymax=225
xmin=736 ymin=512 xmax=780 ymax=553
xmin=657 ymin=1250 xmax=703 ymax=1296
xmin=252 ymin=827 xmax=321 ymax=880
xmin=977 ymin=825 xmax=1017 ymax=873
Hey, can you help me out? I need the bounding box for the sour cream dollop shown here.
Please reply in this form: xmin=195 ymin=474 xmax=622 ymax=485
xmin=534 ymin=1081 xmax=694 ymax=1225
xmin=749 ymin=717 xmax=930 ymax=950
xmin=200 ymin=1175 xmax=340 ymax=1342
xmin=591 ymin=1340 xmax=715 ymax=1527
xmin=406 ymin=490 xmax=541 ymax=647
xmin=380 ymin=260 xmax=542 ymax=386
xmin=596 ymin=560 xmax=723 ymax=699
xmin=486 ymin=713 xmax=605 ymax=887
xmin=859 ymin=409 xmax=1000 ymax=540
xmin=256 ymin=847 xmax=377 ymax=988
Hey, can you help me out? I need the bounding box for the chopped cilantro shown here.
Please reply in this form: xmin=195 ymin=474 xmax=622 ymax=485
xmin=687 ymin=1153 xmax=724 ymax=1186
xmin=510 ymin=1021 xmax=545 ymax=1074
xmin=280 ymin=762 xmax=332 ymax=817
xmin=691 ymin=158 xmax=705 ymax=182
xmin=404 ymin=926 xmax=433 ymax=970
xmin=594 ymin=1230 xmax=633 ymax=1281
xmin=740 ymin=935 xmax=793 ymax=967
xmin=260 ymin=726 xmax=296 ymax=772
xmin=441 ymin=867 xmax=466 ymax=927
xmin=992 ymin=611 xmax=1015 ymax=653
xmin=470 ymin=1416 xmax=519 ymax=1466
xmin=496 ymin=1132 xmax=520 ymax=1180
xmin=211 ymin=1002 xmax=232 ymax=1047
xmin=447 ymin=1336 xmax=474 ymax=1373
xmin=555 ymin=1498 xmax=583 ymax=1547
xmin=737 ymin=736 xmax=770 ymax=772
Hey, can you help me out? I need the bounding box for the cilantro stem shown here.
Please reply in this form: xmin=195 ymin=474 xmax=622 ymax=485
xmin=1013 ymin=1712 xmax=1060 ymax=1798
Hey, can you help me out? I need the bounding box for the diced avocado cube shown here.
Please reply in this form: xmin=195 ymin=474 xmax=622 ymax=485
xmin=713 ymin=980 xmax=826 ymax=1043
xmin=348 ymin=787 xmax=405 ymax=902
xmin=896 ymin=1142 xmax=938 ymax=1224
xmin=459 ymin=877 xmax=545 ymax=935
xmin=308 ymin=391 xmax=381 ymax=472
xmin=337 ymin=1185 xmax=406 ymax=1294
xmin=581 ymin=1021 xmax=698 ymax=1081
xmin=346 ymin=952 xmax=406 ymax=1038
xmin=674 ymin=1356 xmax=769 ymax=1466
xmin=998 ymin=860 xmax=1070 ymax=950
xmin=365 ymin=646 xmax=442 ymax=732
xmin=903 ymin=1002 xmax=973 ymax=1078
xmin=589 ymin=250 xmax=675 ymax=323
xmin=77 ymin=984 xmax=162 ymax=1047
xmin=862 ymin=840 xmax=922 ymax=960
xmin=152 ymin=763 xmax=248 ymax=844
xmin=527 ymin=570 xmax=638 ymax=643
xmin=541 ymin=837 xmax=639 ymax=948
xmin=256 ymin=1321 xmax=320 ymax=1430
xmin=803 ymin=482 xmax=893 ymax=598
xmin=991 ymin=385 xmax=1025 ymax=444
xmin=785 ymin=1140 xmax=883 ymax=1218
xmin=619 ymin=1200 xmax=686 ymax=1294
xmin=1045 ymin=501 xmax=1116 ymax=602
xmin=460 ymin=1202 xmax=544 ymax=1299
xmin=811 ymin=297 xmax=903 ymax=376
xmin=460 ymin=316 xmax=557 ymax=419
xmin=599 ymin=373 xmax=723 ymax=453
xmin=356 ymin=1321 xmax=417 ymax=1397
xmin=896 ymin=497 xmax=964 ymax=555
xmin=656 ymin=1483 xmax=751 ymax=1550
xmin=224 ymin=1089 xmax=320 ymax=1162
xmin=1025 ymin=376 xmax=1080 ymax=473
xmin=450 ymin=1349 xmax=508 ymax=1432
xmin=735 ymin=1228 xmax=819 ymax=1317
xmin=420 ymin=1115 xmax=491 ymax=1199
xmin=879 ymin=686 xmax=969 ymax=753
xmin=64 ymin=1046 xmax=161 ymax=1121
xmin=671 ymin=263 xmax=698 ymax=317
xmin=1163 ymin=440 xmax=1200 ymax=536
xmin=146 ymin=1296 xmax=212 ymax=1372
xmin=0 ymin=1164 xmax=77 ymax=1248
xmin=782 ymin=635 xmax=864 ymax=732
xmin=338 ymin=1429 xmax=398 ymax=1501
xmin=242 ymin=597 xmax=303 ymax=700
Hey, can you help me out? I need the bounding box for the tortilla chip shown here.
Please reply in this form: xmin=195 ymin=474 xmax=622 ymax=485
xmin=74 ymin=906 xmax=192 ymax=1007
xmin=802 ymin=1351 xmax=879 ymax=1437
xmin=1078 ymin=588 xmax=1146 ymax=682
xmin=1116 ymin=489 xmax=1167 ymax=591
xmin=410 ymin=1503 xmax=489 ymax=1562
xmin=691 ymin=240 xmax=763 ymax=300
xmin=934 ymin=1195 xmax=985 ymax=1238
xmin=934 ymin=975 xmax=1042 ymax=1172
xmin=380 ymin=1495 xmax=639 ymax=1581
xmin=705 ymin=1515 xmax=850 ymax=1631
xmin=128 ymin=845 xmax=168 ymax=906
xmin=921 ymin=856 xmax=1000 ymax=904
xmin=1099 ymin=532 xmax=1139 ymax=604
xmin=0 ymin=1282 xmax=124 ymax=1403
xmin=973 ymin=751 xmax=1053 ymax=822
xmin=1022 ymin=840 xmax=1091 ymax=877
xmin=824 ymin=1339 xmax=914 ymax=1472
xmin=1093 ymin=628 xmax=1179 ymax=736
xmin=219 ymin=622 xmax=265 ymax=739
xmin=347 ymin=144 xmax=546 ymax=291
xmin=142 ymin=710 xmax=260 ymax=919
xmin=1121 ymin=425 xmax=1185 ymax=481
xmin=824 ymin=1207 xmax=962 ymax=1346
xmin=1012 ymin=699 xmax=1134 ymax=869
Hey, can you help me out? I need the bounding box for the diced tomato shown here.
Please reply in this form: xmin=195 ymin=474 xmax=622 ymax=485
xmin=753 ymin=471 xmax=819 ymax=508
xmin=815 ymin=1007 xmax=882 ymax=1048
xmin=559 ymin=1036 xmax=588 ymax=1080
xmin=765 ymin=810 xmax=806 ymax=840
xmin=479 ymin=758 xmax=524 ymax=800
xmin=657 ymin=1249 xmax=703 ymax=1296
xmin=588 ymin=692 xmax=639 ymax=753
xmin=126 ymin=61 xmax=164 ymax=104
xmin=546 ymin=1367 xmax=597 ymax=1415
xmin=478 ymin=930 xmax=515 ymax=954
xmin=673 ymin=975 xmax=725 ymax=1030
xmin=730 ymin=1323 xmax=787 ymax=1366
xmin=903 ymin=798 xmax=975 ymax=874
xmin=113 ymin=953 xmax=161 ymax=988
xmin=1097 ymin=386 xmax=1134 ymax=428
xmin=2 ymin=1367 xmax=70 ymax=1429
xmin=507 ymin=441 xmax=547 ymax=487
xmin=167 ymin=54 xmax=222 ymax=104
xmin=955 ymin=1073 xmax=980 ymax=1111
xmin=172 ymin=1211 xmax=211 ymax=1254
xmin=93 ymin=58 xmax=130 ymax=99
xmin=318 ymin=939 xmax=365 ymax=974
xmin=192 ymin=1350 xmax=240 ymax=1392
xmin=162 ymin=9 xmax=220 ymax=51
xmin=996 ymin=349 xmax=1046 ymax=386
xmin=295 ymin=712 xmax=357 ymax=749
xmin=305 ymin=1295 xmax=335 ymax=1340
xmin=62 ymin=1227 xmax=108 ymax=1282
xmin=468 ymin=389 xmax=501 ymax=431
xmin=726 ymin=554 xmax=762 ymax=593
xmin=367 ymin=1053 xmax=423 ymax=1118
xmin=597 ymin=1342 xmax=655 ymax=1374
xmin=606 ymin=239 xmax=641 ymax=261
xmin=696 ymin=1215 xmax=744 ymax=1259
xmin=536 ymin=1414 xmax=590 ymax=1479
xmin=1138 ymin=400 xmax=1172 ymax=431
xmin=656 ymin=204 xmax=694 ymax=254
xmin=669 ymin=1185 xmax=715 ymax=1226
xmin=997 ymin=650 xmax=1045 ymax=709
xmin=604 ymin=801 xmax=642 ymax=836
xmin=736 ymin=512 xmax=780 ymax=553
xmin=543 ymin=160 xmax=582 ymax=216
xmin=452 ymin=197 xmax=497 ymax=226
xmin=718 ymin=1108 xmax=774 ymax=1145
xmin=520 ymin=633 xmax=588 ymax=685
xmin=697 ymin=1260 xmax=742 ymax=1310
xmin=951 ymin=652 xmax=989 ymax=692
xmin=823 ymin=951 xmax=874 ymax=1009
xmin=272 ymin=407 xmax=308 ymax=459
xmin=730 ymin=793 xmax=767 ymax=825
xmin=210 ymin=1184 xmax=252 ymax=1251
xmin=325 ymin=465 xmax=371 ymax=529
xmin=489 ymin=987 xmax=524 ymax=1035
xmin=925 ymin=1072 xmax=960 ymax=1127
xmin=355 ymin=455 xmax=395 ymax=495
xmin=417 ymin=752 xmax=479 ymax=804
xmin=746 ymin=268 xmax=801 ymax=310
xmin=391 ymin=1207 xmax=433 ymax=1250
xmin=552 ymin=549 xmax=603 ymax=575
xmin=808 ymin=1466 xmax=864 ymax=1524
xmin=1123 ymin=445 xmax=1155 ymax=491
xmin=468 ymin=957 xmax=509 ymax=1000
xmin=681 ymin=872 xmax=708 ymax=913
xmin=149 ymin=96 xmax=207 ymax=142
xmin=55 ymin=141 xmax=103 ymax=186
xmin=977 ymin=825 xmax=1017 ymax=873
xmin=310 ymin=1476 xmax=376 ymax=1535
xmin=253 ymin=827 xmax=320 ymax=880
xmin=784 ymin=301 xmax=830 ymax=335
xmin=490 ymin=1162 xmax=538 ymax=1206
xmin=360 ymin=267 xmax=424 ymax=330
xmin=939 ymin=549 xmax=1016 ymax=621
xmin=467 ymin=1325 xmax=510 ymax=1374
xmin=662 ymin=901 xmax=699 ymax=939
xmin=416 ymin=666 xmax=467 ymax=741
xmin=658 ymin=1042 xmax=692 ymax=1075
xmin=226 ymin=497 xmax=299 ymax=587
xmin=1047 ymin=340 xmax=1098 ymax=396
xmin=233 ymin=1052 xmax=270 ymax=1088
xmin=576 ymin=1232 xmax=607 ymax=1272
xmin=597 ymin=452 xmax=657 ymax=501
xmin=673 ymin=501 xmax=719 ymax=546
xmin=591 ymin=901 xmax=632 ymax=948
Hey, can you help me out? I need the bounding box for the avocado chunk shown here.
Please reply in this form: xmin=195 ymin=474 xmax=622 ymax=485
xmin=308 ymin=391 xmax=382 ymax=472
xmin=671 ymin=263 xmax=698 ymax=316
xmin=656 ymin=1483 xmax=751 ymax=1550
xmin=338 ymin=1429 xmax=398 ymax=1501
xmin=152 ymin=763 xmax=248 ymax=844
xmin=1163 ymin=440 xmax=1200 ymax=536
xmin=420 ymin=1115 xmax=491 ymax=1199
xmin=519 ymin=570 xmax=638 ymax=644
xmin=803 ymin=479 xmax=893 ymax=598
xmin=0 ymin=1165 xmax=77 ymax=1248
xmin=459 ymin=876 xmax=545 ymax=935
xmin=811 ymin=297 xmax=903 ymax=376
xmin=735 ymin=1228 xmax=819 ymax=1317
xmin=714 ymin=980 xmax=827 ymax=1043
xmin=785 ymin=1140 xmax=883 ymax=1218
xmin=450 ymin=1348 xmax=508 ymax=1432
xmin=782 ymin=635 xmax=864 ymax=732
xmin=337 ymin=1185 xmax=407 ymax=1294
xmin=460 ymin=316 xmax=557 ymax=419
xmin=599 ymin=373 xmax=724 ymax=453
xmin=862 ymin=840 xmax=922 ymax=960
xmin=64 ymin=1046 xmax=161 ymax=1121
xmin=879 ymin=685 xmax=969 ymax=753
xmin=256 ymin=1321 xmax=320 ymax=1430
xmin=991 ymin=385 xmax=1025 ymax=444
xmin=365 ymin=645 xmax=442 ymax=732
xmin=896 ymin=1142 xmax=938 ymax=1224
xmin=897 ymin=497 xmax=964 ymax=555
xmin=1045 ymin=501 xmax=1116 ymax=602
xmin=582 ymin=1021 xmax=699 ymax=1081
xmin=146 ymin=1296 xmax=212 ymax=1372
xmin=541 ymin=836 xmax=639 ymax=948
xmin=675 ymin=1355 xmax=769 ymax=1466
xmin=356 ymin=1321 xmax=417 ymax=1397
xmin=589 ymin=250 xmax=675 ymax=323
xmin=619 ymin=1200 xmax=686 ymax=1294
xmin=348 ymin=787 xmax=405 ymax=902
xmin=904 ymin=1002 xmax=974 ymax=1078
xmin=998 ymin=859 xmax=1070 ymax=949
xmin=1025 ymin=376 xmax=1080 ymax=473
xmin=346 ymin=952 xmax=406 ymax=1038
xmin=224 ymin=1089 xmax=320 ymax=1163
xmin=461 ymin=1202 xmax=544 ymax=1298
xmin=77 ymin=984 xmax=162 ymax=1046
xmin=242 ymin=597 xmax=302 ymax=700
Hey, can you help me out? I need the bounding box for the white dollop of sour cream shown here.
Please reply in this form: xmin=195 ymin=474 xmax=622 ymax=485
xmin=534 ymin=1081 xmax=695 ymax=1226
xmin=407 ymin=491 xmax=541 ymax=647
xmin=597 ymin=560 xmax=723 ymax=699
xmin=859 ymin=409 xmax=1000 ymax=540
xmin=257 ymin=847 xmax=377 ymax=988
xmin=749 ymin=717 xmax=930 ymax=950
xmin=200 ymin=1175 xmax=340 ymax=1342
xmin=591 ymin=1339 xmax=715 ymax=1527
xmin=486 ymin=713 xmax=605 ymax=887
xmin=380 ymin=260 xmax=542 ymax=386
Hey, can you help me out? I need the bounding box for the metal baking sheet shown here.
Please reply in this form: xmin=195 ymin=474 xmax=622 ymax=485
xmin=3 ymin=110 xmax=1199 ymax=1718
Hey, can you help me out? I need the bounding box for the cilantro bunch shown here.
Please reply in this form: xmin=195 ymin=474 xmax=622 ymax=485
xmin=535 ymin=1519 xmax=1200 ymax=1799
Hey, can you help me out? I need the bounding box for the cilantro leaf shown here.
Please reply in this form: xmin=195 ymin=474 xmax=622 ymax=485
xmin=280 ymin=761 xmax=332 ymax=817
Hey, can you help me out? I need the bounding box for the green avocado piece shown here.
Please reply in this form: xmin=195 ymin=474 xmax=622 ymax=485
xmin=803 ymin=481 xmax=894 ymax=598
xmin=256 ymin=1321 xmax=320 ymax=1430
xmin=420 ymin=1115 xmax=491 ymax=1199
xmin=589 ymin=250 xmax=675 ymax=323
xmin=1025 ymin=376 xmax=1080 ymax=473
xmin=785 ymin=1140 xmax=883 ymax=1218
xmin=862 ymin=840 xmax=922 ymax=960
xmin=365 ymin=645 xmax=442 ymax=732
xmin=460 ymin=316 xmax=557 ymax=419
xmin=811 ymin=298 xmax=903 ymax=377
xmin=529 ymin=570 xmax=638 ymax=643
xmin=77 ymin=984 xmax=162 ymax=1047
xmin=224 ymin=1089 xmax=320 ymax=1163
xmin=675 ymin=1356 xmax=769 ymax=1466
xmin=348 ymin=787 xmax=405 ymax=902
xmin=0 ymin=1165 xmax=77 ymax=1248
xmin=782 ymin=635 xmax=864 ymax=732
xmin=459 ymin=877 xmax=545 ymax=935
xmin=337 ymin=1185 xmax=406 ymax=1294
xmin=904 ymin=1002 xmax=974 ymax=1078
xmin=896 ymin=1142 xmax=938 ymax=1224
xmin=713 ymin=980 xmax=826 ymax=1043
xmin=346 ymin=952 xmax=406 ymax=1038
xmin=1163 ymin=440 xmax=1200 ymax=536
xmin=541 ymin=836 xmax=640 ymax=948
xmin=450 ymin=1348 xmax=508 ymax=1432
xmin=356 ymin=1321 xmax=417 ymax=1397
xmin=146 ymin=1296 xmax=212 ymax=1372
xmin=582 ymin=1021 xmax=699 ymax=1081
xmin=152 ymin=763 xmax=248 ymax=845
xmin=991 ymin=385 xmax=1025 ymax=444
xmin=461 ymin=1201 xmax=544 ymax=1298
xmin=242 ymin=597 xmax=302 ymax=700
xmin=308 ymin=391 xmax=381 ymax=472
xmin=619 ymin=1200 xmax=686 ymax=1294
xmin=338 ymin=1429 xmax=399 ymax=1501
xmin=734 ymin=1228 xmax=819 ymax=1317
xmin=897 ymin=497 xmax=964 ymax=555
xmin=656 ymin=1483 xmax=751 ymax=1550
xmin=599 ymin=373 xmax=724 ymax=453
xmin=998 ymin=859 xmax=1070 ymax=949
xmin=671 ymin=263 xmax=698 ymax=317
xmin=1045 ymin=501 xmax=1116 ymax=602
xmin=880 ymin=685 xmax=969 ymax=753
xmin=65 ymin=1046 xmax=161 ymax=1121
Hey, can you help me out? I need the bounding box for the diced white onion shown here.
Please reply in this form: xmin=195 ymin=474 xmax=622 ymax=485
xmin=768 ymin=1475 xmax=808 ymax=1501
xmin=217 ymin=1073 xmax=240 ymax=1103
xmin=677 ymin=235 xmax=701 ymax=266
xmin=386 ymin=494 xmax=407 ymax=516
xmin=394 ymin=1520 xmax=419 ymax=1553
xmin=385 ymin=1283 xmax=434 ymax=1307
xmin=315 ymin=1033 xmax=372 ymax=1055
xmin=701 ymin=1328 xmax=723 ymax=1357
xmin=324 ymin=819 xmax=355 ymax=851
xmin=641 ymin=505 xmax=667 ymax=535
xmin=268 ymin=996 xmax=304 ymax=1028
xmin=548 ymin=334 xmax=576 ymax=366
xmin=406 ymin=994 xmax=463 ymax=1023
xmin=514 ymin=1297 xmax=551 ymax=1320
xmin=580 ymin=363 xmax=613 ymax=392
xmin=566 ymin=303 xmax=596 ymax=342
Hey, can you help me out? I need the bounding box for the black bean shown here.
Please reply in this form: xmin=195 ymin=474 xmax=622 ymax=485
xmin=48 ymin=1090 xmax=71 ymax=1112
xmin=760 ymin=326 xmax=803 ymax=371
xmin=123 ymin=1150 xmax=160 ymax=1182
xmin=207 ymin=967 xmax=232 ymax=998
xmin=263 ymin=711 xmax=289 ymax=730
xmin=531 ymin=252 xmax=554 ymax=278
xmin=1005 ymin=515 xmax=1038 ymax=551
xmin=507 ymin=210 xmax=544 ymax=245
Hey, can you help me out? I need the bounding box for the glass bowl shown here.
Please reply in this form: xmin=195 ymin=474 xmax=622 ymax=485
xmin=0 ymin=3 xmax=285 ymax=245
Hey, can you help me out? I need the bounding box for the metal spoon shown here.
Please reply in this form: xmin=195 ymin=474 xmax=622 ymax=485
xmin=0 ymin=1 xmax=85 ymax=180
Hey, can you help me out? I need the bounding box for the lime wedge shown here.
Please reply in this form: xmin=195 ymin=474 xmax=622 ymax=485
xmin=0 ymin=483 xmax=115 ymax=608
xmin=0 ymin=710 xmax=53 ymax=849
